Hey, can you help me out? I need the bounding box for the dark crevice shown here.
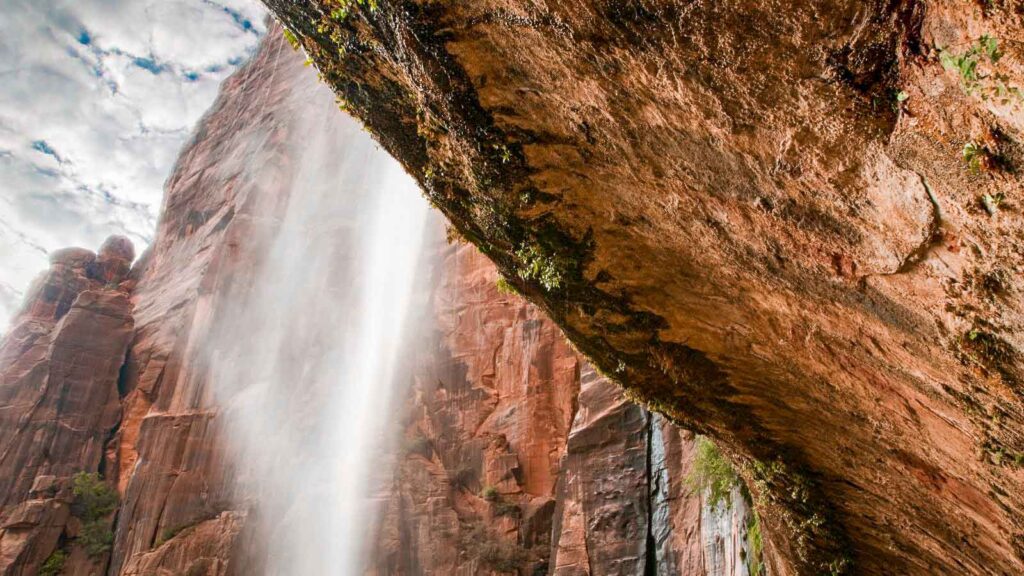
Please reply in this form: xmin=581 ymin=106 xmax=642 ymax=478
xmin=643 ymin=412 xmax=658 ymax=576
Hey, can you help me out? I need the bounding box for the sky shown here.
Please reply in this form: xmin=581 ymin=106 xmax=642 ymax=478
xmin=0 ymin=0 xmax=267 ymax=330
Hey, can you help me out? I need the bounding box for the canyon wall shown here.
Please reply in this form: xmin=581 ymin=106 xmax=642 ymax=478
xmin=0 ymin=239 xmax=134 ymax=575
xmin=0 ymin=28 xmax=757 ymax=576
xmin=261 ymin=0 xmax=1024 ymax=573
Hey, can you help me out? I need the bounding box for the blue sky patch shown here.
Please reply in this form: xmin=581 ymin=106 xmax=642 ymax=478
xmin=133 ymin=57 xmax=165 ymax=74
xmin=31 ymin=140 xmax=61 ymax=162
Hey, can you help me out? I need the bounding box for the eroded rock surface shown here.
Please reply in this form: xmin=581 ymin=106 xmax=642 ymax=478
xmin=371 ymin=238 xmax=758 ymax=576
xmin=0 ymin=238 xmax=134 ymax=575
xmin=0 ymin=26 xmax=757 ymax=576
xmin=262 ymin=0 xmax=1024 ymax=573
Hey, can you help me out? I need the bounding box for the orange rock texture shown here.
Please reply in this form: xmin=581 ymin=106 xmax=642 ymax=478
xmin=0 ymin=239 xmax=134 ymax=575
xmin=0 ymin=28 xmax=755 ymax=576
xmin=260 ymin=0 xmax=1024 ymax=573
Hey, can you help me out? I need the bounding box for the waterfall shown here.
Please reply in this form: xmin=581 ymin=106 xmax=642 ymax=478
xmin=203 ymin=66 xmax=430 ymax=574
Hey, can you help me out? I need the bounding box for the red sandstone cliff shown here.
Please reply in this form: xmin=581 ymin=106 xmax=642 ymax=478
xmin=0 ymin=238 xmax=134 ymax=575
xmin=0 ymin=28 xmax=757 ymax=576
xmin=374 ymin=238 xmax=760 ymax=575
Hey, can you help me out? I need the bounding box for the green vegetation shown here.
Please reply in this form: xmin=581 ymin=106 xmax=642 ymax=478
xmin=492 ymin=144 xmax=512 ymax=164
xmin=495 ymin=276 xmax=519 ymax=296
xmin=39 ymin=550 xmax=66 ymax=576
xmin=963 ymin=327 xmax=1014 ymax=367
xmin=515 ymin=244 xmax=563 ymax=291
xmin=480 ymin=485 xmax=499 ymax=501
xmin=70 ymin=472 xmax=118 ymax=558
xmin=940 ymin=36 xmax=1022 ymax=104
xmin=685 ymin=438 xmax=765 ymax=573
xmin=327 ymin=0 xmax=378 ymax=23
xmin=963 ymin=141 xmax=994 ymax=173
xmin=746 ymin=513 xmax=764 ymax=576
xmin=982 ymin=192 xmax=1005 ymax=215
xmin=154 ymin=520 xmax=202 ymax=549
xmin=80 ymin=520 xmax=115 ymax=557
xmin=941 ymin=35 xmax=1001 ymax=92
xmin=71 ymin=472 xmax=118 ymax=519
xmin=493 ymin=500 xmax=520 ymax=518
xmin=887 ymin=89 xmax=910 ymax=112
xmin=748 ymin=455 xmax=853 ymax=574
xmin=686 ymin=436 xmax=741 ymax=507
xmin=480 ymin=485 xmax=520 ymax=516
xmin=282 ymin=27 xmax=301 ymax=51
xmin=461 ymin=525 xmax=527 ymax=572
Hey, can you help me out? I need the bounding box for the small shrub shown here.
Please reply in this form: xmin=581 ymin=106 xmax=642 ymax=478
xmin=480 ymin=485 xmax=499 ymax=501
xmin=493 ymin=500 xmax=520 ymax=518
xmin=39 ymin=550 xmax=66 ymax=576
xmin=71 ymin=472 xmax=118 ymax=520
xmin=445 ymin=225 xmax=464 ymax=245
xmin=79 ymin=520 xmax=114 ymax=557
xmin=964 ymin=328 xmax=1012 ymax=363
xmin=515 ymin=244 xmax=562 ymax=291
xmin=70 ymin=472 xmax=118 ymax=558
xmin=685 ymin=436 xmax=740 ymax=507
xmin=460 ymin=525 xmax=526 ymax=573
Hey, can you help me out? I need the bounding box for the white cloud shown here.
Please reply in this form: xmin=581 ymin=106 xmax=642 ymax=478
xmin=0 ymin=0 xmax=266 ymax=330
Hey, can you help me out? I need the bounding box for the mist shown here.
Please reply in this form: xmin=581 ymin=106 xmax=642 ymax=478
xmin=201 ymin=67 xmax=430 ymax=574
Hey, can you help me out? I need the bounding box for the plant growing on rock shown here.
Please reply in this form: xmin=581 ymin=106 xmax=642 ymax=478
xmin=746 ymin=513 xmax=765 ymax=576
xmin=327 ymin=0 xmax=377 ymax=22
xmin=282 ymin=27 xmax=300 ymax=51
xmin=460 ymin=524 xmax=527 ymax=572
xmin=515 ymin=244 xmax=563 ymax=291
xmin=493 ymin=500 xmax=520 ymax=518
xmin=495 ymin=276 xmax=520 ymax=296
xmin=39 ymin=550 xmax=66 ymax=576
xmin=940 ymin=35 xmax=1023 ymax=105
xmin=963 ymin=141 xmax=996 ymax=173
xmin=70 ymin=472 xmax=118 ymax=557
xmin=686 ymin=436 xmax=740 ymax=507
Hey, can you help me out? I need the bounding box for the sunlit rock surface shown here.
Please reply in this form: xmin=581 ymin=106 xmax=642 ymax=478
xmin=256 ymin=0 xmax=1024 ymax=573
xmin=0 ymin=27 xmax=757 ymax=576
xmin=0 ymin=237 xmax=134 ymax=575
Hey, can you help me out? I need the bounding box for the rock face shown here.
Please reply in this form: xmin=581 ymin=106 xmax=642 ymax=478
xmin=372 ymin=238 xmax=760 ymax=575
xmin=0 ymin=26 xmax=756 ymax=576
xmin=0 ymin=239 xmax=134 ymax=575
xmin=262 ymin=1 xmax=1024 ymax=574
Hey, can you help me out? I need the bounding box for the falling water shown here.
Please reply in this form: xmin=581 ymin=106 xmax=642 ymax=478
xmin=203 ymin=48 xmax=430 ymax=574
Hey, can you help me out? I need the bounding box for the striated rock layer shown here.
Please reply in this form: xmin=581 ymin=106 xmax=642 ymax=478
xmin=0 ymin=239 xmax=134 ymax=575
xmin=0 ymin=27 xmax=755 ymax=576
xmin=371 ymin=237 xmax=760 ymax=575
xmin=261 ymin=0 xmax=1024 ymax=573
